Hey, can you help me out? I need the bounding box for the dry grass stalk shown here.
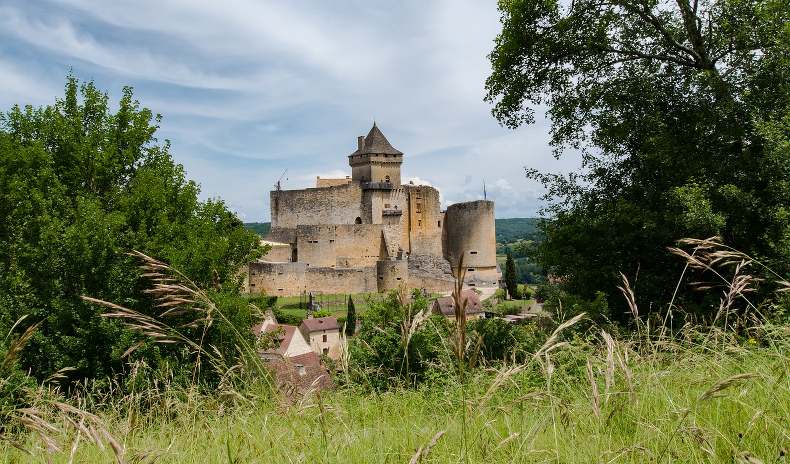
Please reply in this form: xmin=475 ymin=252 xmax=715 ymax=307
xmin=699 ymin=373 xmax=758 ymax=401
xmin=601 ymin=330 xmax=616 ymax=401
xmin=408 ymin=430 xmax=446 ymax=464
xmin=534 ymin=312 xmax=586 ymax=360
xmin=586 ymin=359 xmax=601 ymax=420
xmin=2 ymin=320 xmax=42 ymax=370
xmin=82 ymin=250 xmax=270 ymax=388
xmin=617 ymin=272 xmax=638 ymax=320
xmin=451 ymin=255 xmax=469 ymax=364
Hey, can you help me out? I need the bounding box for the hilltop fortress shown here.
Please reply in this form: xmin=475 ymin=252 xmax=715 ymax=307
xmin=248 ymin=124 xmax=499 ymax=296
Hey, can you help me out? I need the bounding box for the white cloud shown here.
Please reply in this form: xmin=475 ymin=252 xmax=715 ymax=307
xmin=0 ymin=1 xmax=581 ymax=220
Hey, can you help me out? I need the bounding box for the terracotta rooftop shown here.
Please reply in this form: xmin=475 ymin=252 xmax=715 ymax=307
xmin=432 ymin=290 xmax=483 ymax=317
xmin=300 ymin=316 xmax=339 ymax=333
xmin=255 ymin=323 xmax=298 ymax=355
xmin=266 ymin=351 xmax=333 ymax=396
xmin=350 ymin=123 xmax=403 ymax=156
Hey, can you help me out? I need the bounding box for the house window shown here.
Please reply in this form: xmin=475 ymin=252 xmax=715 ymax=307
xmin=470 ymin=251 xmax=478 ymax=254
xmin=396 ymin=277 xmax=402 ymax=281
xmin=322 ymin=334 xmax=327 ymax=342
xmin=418 ymin=220 xmax=421 ymax=226
xmin=323 ymin=348 xmax=329 ymax=355
xmin=385 ymin=175 xmax=390 ymax=183
xmin=329 ymin=239 xmax=335 ymax=243
xmin=355 ymin=217 xmax=362 ymax=224
xmin=468 ymin=268 xmax=475 ymax=272
xmin=250 ymin=283 xmax=256 ymax=287
xmin=438 ymin=221 xmax=441 ymax=227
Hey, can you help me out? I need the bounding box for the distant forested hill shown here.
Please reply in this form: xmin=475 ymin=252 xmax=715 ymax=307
xmin=244 ymin=222 xmax=271 ymax=237
xmin=245 ymin=218 xmax=541 ymax=243
xmin=495 ymin=218 xmax=542 ymax=243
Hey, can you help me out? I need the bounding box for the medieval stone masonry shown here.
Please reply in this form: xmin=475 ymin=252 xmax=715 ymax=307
xmin=248 ymin=124 xmax=500 ymax=296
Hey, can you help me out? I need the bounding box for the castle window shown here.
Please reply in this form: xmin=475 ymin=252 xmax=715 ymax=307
xmin=470 ymin=251 xmax=478 ymax=254
xmin=385 ymin=175 xmax=390 ymax=183
xmin=277 ymin=288 xmax=284 ymax=291
xmin=322 ymin=334 xmax=327 ymax=342
xmin=355 ymin=217 xmax=362 ymax=224
xmin=418 ymin=220 xmax=422 ymax=226
xmin=250 ymin=283 xmax=255 ymax=287
xmin=468 ymin=268 xmax=476 ymax=272
xmin=396 ymin=277 xmax=402 ymax=281
xmin=329 ymin=239 xmax=335 ymax=243
xmin=438 ymin=221 xmax=441 ymax=227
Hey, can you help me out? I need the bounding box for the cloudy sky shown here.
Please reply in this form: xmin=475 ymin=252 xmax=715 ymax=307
xmin=0 ymin=0 xmax=579 ymax=220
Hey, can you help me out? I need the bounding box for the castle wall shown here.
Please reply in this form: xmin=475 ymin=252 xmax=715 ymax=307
xmin=296 ymin=225 xmax=337 ymax=267
xmin=405 ymin=185 xmax=443 ymax=257
xmin=443 ymin=201 xmax=498 ymax=281
xmin=248 ymin=262 xmax=377 ymax=296
xmin=271 ymin=183 xmax=364 ymax=228
xmin=261 ymin=241 xmax=292 ymax=262
xmin=376 ymin=260 xmax=408 ymax=292
xmin=333 ymin=224 xmax=390 ymax=267
xmin=316 ymin=176 xmax=352 ymax=188
xmin=407 ymin=272 xmax=455 ymax=294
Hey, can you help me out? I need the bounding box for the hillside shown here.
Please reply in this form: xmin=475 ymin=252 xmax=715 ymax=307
xmin=244 ymin=222 xmax=271 ymax=237
xmin=494 ymin=217 xmax=542 ymax=243
xmin=244 ymin=218 xmax=542 ymax=243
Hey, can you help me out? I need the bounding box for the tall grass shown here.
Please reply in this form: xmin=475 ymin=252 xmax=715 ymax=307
xmin=1 ymin=240 xmax=788 ymax=462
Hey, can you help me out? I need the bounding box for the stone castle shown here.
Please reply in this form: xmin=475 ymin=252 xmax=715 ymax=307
xmin=248 ymin=123 xmax=499 ymax=296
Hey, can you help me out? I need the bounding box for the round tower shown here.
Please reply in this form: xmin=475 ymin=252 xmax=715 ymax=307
xmin=443 ymin=200 xmax=499 ymax=286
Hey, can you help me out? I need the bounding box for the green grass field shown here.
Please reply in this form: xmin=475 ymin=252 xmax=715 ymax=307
xmin=3 ymin=325 xmax=787 ymax=463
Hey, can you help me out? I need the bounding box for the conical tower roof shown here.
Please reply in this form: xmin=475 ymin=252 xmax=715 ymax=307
xmin=351 ymin=123 xmax=403 ymax=156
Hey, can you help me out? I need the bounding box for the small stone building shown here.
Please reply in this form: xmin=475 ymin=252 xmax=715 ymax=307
xmin=299 ymin=316 xmax=341 ymax=358
xmin=253 ymin=319 xmax=332 ymax=393
xmin=248 ymin=123 xmax=500 ymax=296
xmin=431 ymin=290 xmax=484 ymax=320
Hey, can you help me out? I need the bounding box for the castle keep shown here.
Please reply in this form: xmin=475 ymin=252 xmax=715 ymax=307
xmin=248 ymin=124 xmax=499 ymax=296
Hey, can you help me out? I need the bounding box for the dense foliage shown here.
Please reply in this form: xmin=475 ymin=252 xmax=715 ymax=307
xmin=0 ymin=77 xmax=263 ymax=384
xmin=486 ymin=0 xmax=790 ymax=321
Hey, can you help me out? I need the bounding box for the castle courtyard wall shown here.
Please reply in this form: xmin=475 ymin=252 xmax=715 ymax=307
xmin=271 ymin=183 xmax=364 ymax=228
xmin=249 ymin=262 xmax=377 ymax=296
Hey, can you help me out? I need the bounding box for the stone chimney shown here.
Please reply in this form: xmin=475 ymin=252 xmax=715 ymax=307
xmin=357 ymin=136 xmax=365 ymax=150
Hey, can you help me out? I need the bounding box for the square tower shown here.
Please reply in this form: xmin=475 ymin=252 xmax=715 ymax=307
xmin=348 ymin=123 xmax=403 ymax=186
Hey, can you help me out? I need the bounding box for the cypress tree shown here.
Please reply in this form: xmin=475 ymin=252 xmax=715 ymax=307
xmin=346 ymin=296 xmax=356 ymax=336
xmin=504 ymin=251 xmax=519 ymax=299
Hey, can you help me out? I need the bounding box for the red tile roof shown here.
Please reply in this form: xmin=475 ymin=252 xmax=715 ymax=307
xmin=432 ymin=290 xmax=483 ymax=317
xmin=266 ymin=351 xmax=333 ymax=396
xmin=300 ymin=316 xmax=339 ymax=333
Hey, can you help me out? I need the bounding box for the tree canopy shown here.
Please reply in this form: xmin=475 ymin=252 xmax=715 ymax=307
xmin=0 ymin=77 xmax=263 ymax=383
xmin=486 ymin=0 xmax=790 ymax=320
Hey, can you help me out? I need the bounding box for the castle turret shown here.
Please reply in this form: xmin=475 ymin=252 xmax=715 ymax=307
xmin=348 ymin=123 xmax=403 ymax=186
xmin=443 ymin=200 xmax=500 ymax=287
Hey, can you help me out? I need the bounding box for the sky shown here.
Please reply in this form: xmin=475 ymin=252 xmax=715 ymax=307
xmin=0 ymin=0 xmax=580 ymax=220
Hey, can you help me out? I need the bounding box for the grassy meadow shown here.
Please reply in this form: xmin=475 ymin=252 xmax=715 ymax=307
xmin=2 ymin=323 xmax=787 ymax=463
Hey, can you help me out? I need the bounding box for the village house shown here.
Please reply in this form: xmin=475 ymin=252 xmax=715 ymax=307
xmin=431 ymin=290 xmax=484 ymax=320
xmin=252 ymin=316 xmax=332 ymax=393
xmin=299 ymin=316 xmax=341 ymax=359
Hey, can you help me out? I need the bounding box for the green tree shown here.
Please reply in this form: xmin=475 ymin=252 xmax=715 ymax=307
xmin=0 ymin=76 xmax=263 ymax=384
xmin=346 ymin=296 xmax=356 ymax=336
xmin=504 ymin=252 xmax=519 ymax=299
xmin=486 ymin=0 xmax=790 ymax=321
